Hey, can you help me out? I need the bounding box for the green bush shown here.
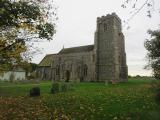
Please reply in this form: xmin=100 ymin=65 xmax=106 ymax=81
xmin=155 ymin=90 xmax=160 ymax=105
xmin=128 ymin=75 xmax=132 ymax=78
xmin=150 ymin=80 xmax=160 ymax=105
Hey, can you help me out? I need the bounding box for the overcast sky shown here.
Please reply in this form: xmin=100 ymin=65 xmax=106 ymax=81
xmin=32 ymin=0 xmax=160 ymax=76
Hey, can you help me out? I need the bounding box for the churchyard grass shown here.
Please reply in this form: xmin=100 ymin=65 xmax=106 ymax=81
xmin=0 ymin=81 xmax=51 ymax=96
xmin=0 ymin=78 xmax=160 ymax=120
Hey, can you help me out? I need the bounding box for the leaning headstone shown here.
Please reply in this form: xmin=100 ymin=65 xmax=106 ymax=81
xmin=61 ymin=83 xmax=68 ymax=92
xmin=51 ymin=83 xmax=60 ymax=94
xmin=29 ymin=87 xmax=40 ymax=97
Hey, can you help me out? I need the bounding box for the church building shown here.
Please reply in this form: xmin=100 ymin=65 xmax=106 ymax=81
xmin=37 ymin=13 xmax=128 ymax=83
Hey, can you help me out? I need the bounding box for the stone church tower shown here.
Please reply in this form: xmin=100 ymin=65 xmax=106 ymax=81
xmin=38 ymin=13 xmax=128 ymax=83
xmin=94 ymin=13 xmax=128 ymax=82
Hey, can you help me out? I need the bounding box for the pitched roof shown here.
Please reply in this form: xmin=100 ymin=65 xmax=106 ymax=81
xmin=58 ymin=45 xmax=94 ymax=54
xmin=38 ymin=54 xmax=54 ymax=67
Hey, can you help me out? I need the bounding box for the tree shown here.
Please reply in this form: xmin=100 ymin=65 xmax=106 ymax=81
xmin=121 ymin=0 xmax=160 ymax=29
xmin=0 ymin=0 xmax=57 ymax=70
xmin=144 ymin=29 xmax=160 ymax=79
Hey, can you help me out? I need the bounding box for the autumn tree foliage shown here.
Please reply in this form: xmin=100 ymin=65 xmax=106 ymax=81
xmin=0 ymin=0 xmax=57 ymax=70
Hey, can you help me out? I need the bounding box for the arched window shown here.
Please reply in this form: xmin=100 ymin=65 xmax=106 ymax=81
xmin=77 ymin=66 xmax=81 ymax=77
xmin=84 ymin=65 xmax=88 ymax=77
xmin=56 ymin=65 xmax=60 ymax=75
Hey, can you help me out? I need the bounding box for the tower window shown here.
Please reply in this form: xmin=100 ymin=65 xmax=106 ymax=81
xmin=92 ymin=54 xmax=95 ymax=62
xmin=104 ymin=23 xmax=108 ymax=31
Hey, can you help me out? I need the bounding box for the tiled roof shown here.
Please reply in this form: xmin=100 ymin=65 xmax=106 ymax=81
xmin=38 ymin=54 xmax=54 ymax=67
xmin=58 ymin=45 xmax=94 ymax=54
xmin=39 ymin=45 xmax=94 ymax=66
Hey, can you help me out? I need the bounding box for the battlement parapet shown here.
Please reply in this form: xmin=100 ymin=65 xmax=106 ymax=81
xmin=97 ymin=12 xmax=121 ymax=23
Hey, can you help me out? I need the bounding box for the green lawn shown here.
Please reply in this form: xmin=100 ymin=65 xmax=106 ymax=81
xmin=0 ymin=78 xmax=160 ymax=120
xmin=0 ymin=81 xmax=51 ymax=96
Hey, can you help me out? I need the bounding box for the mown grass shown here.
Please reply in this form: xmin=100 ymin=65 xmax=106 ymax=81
xmin=0 ymin=81 xmax=51 ymax=96
xmin=0 ymin=78 xmax=160 ymax=120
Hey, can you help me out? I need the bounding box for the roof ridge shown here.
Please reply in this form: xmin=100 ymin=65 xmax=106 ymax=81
xmin=46 ymin=53 xmax=56 ymax=56
xmin=62 ymin=44 xmax=93 ymax=50
xmin=38 ymin=54 xmax=53 ymax=66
